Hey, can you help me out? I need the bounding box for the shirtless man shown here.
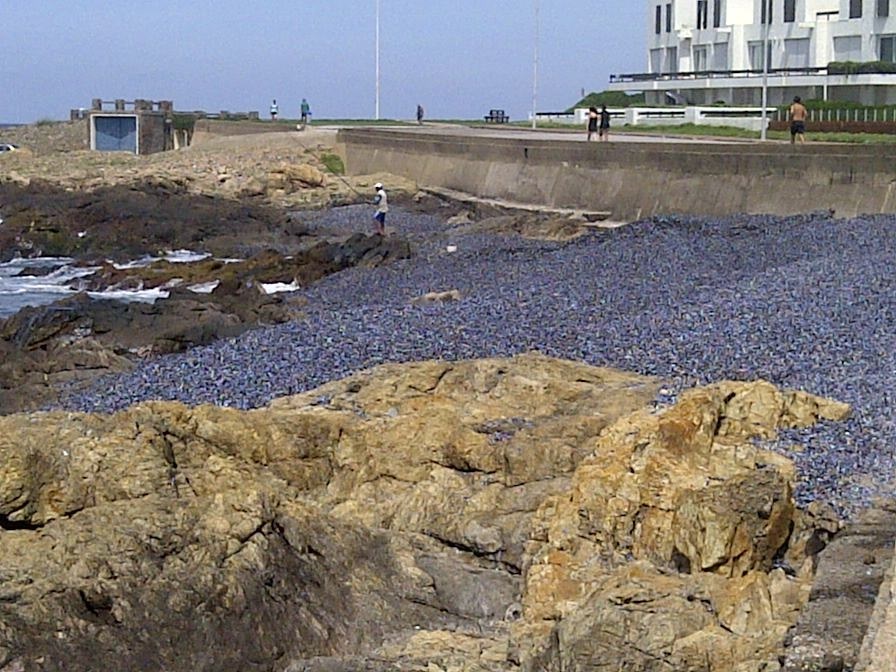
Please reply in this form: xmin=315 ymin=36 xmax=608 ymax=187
xmin=789 ymin=96 xmax=808 ymax=144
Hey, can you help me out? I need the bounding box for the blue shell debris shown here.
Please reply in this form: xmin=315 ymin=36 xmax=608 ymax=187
xmin=57 ymin=206 xmax=896 ymax=517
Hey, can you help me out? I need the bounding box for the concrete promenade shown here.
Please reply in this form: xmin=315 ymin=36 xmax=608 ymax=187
xmin=339 ymin=125 xmax=896 ymax=219
xmin=858 ymin=537 xmax=896 ymax=672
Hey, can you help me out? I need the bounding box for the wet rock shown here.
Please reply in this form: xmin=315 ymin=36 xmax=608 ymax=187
xmin=0 ymin=180 xmax=289 ymax=262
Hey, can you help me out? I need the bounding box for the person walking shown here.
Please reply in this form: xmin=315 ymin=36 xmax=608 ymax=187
xmin=300 ymin=98 xmax=311 ymax=129
xmin=416 ymin=104 xmax=425 ymax=125
xmin=586 ymin=106 xmax=599 ymax=141
xmin=599 ymin=104 xmax=611 ymax=142
xmin=372 ymin=182 xmax=388 ymax=235
xmin=270 ymin=99 xmax=279 ymax=121
xmin=789 ymin=96 xmax=808 ymax=144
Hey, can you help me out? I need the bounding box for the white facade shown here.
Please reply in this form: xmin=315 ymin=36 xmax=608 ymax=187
xmin=611 ymin=0 xmax=896 ymax=105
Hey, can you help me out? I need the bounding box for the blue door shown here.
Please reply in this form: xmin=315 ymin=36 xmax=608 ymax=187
xmin=94 ymin=116 xmax=137 ymax=152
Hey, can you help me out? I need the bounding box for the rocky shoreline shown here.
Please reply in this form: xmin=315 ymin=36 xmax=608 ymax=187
xmin=0 ymin=128 xmax=421 ymax=415
xmin=1 ymin=123 xmax=895 ymax=671
xmin=0 ymin=355 xmax=861 ymax=671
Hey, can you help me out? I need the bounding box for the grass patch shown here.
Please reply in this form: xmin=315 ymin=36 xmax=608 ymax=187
xmin=615 ymin=124 xmax=896 ymax=144
xmin=319 ymin=152 xmax=345 ymax=174
xmin=35 ymin=118 xmax=57 ymax=127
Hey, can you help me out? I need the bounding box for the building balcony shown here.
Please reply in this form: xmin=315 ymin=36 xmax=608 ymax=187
xmin=608 ymin=67 xmax=896 ymax=105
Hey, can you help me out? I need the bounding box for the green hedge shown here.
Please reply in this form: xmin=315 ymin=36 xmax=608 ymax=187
xmin=567 ymin=91 xmax=646 ymax=112
xmin=828 ymin=60 xmax=896 ymax=75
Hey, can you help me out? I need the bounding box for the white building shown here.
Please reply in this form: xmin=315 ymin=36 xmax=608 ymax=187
xmin=608 ymin=0 xmax=896 ymax=105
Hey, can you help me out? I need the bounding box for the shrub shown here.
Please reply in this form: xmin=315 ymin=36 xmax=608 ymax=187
xmin=828 ymin=60 xmax=896 ymax=75
xmin=319 ymin=152 xmax=345 ymax=175
xmin=567 ymin=91 xmax=646 ymax=112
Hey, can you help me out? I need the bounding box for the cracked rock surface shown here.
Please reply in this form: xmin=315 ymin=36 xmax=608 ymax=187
xmin=0 ymin=354 xmax=854 ymax=672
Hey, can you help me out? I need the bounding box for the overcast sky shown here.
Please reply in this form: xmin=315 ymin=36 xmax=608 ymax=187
xmin=1 ymin=1 xmax=645 ymax=123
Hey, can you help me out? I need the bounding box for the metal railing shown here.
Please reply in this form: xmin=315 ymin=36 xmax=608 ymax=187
xmin=609 ymin=65 xmax=896 ymax=83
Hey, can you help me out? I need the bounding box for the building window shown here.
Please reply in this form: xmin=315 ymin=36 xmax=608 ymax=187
xmin=850 ymin=0 xmax=863 ymax=18
xmin=666 ymin=3 xmax=673 ymax=32
xmin=712 ymin=42 xmax=729 ymax=69
xmin=834 ymin=35 xmax=863 ymax=60
xmin=656 ymin=5 xmax=663 ymax=33
xmin=882 ymin=35 xmax=896 ymax=62
xmin=693 ymin=46 xmax=709 ymax=71
xmin=749 ymin=40 xmax=771 ymax=69
xmin=697 ymin=0 xmax=709 ymax=28
xmin=761 ymin=0 xmax=773 ymax=24
xmin=879 ymin=0 xmax=889 ymax=16
xmin=784 ymin=0 xmax=797 ymax=22
xmin=782 ymin=38 xmax=811 ymax=67
xmin=666 ymin=46 xmax=679 ymax=72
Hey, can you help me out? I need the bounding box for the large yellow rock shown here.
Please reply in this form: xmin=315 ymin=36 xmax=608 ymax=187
xmin=513 ymin=380 xmax=846 ymax=671
xmin=267 ymin=163 xmax=326 ymax=192
xmin=0 ymin=355 xmax=850 ymax=672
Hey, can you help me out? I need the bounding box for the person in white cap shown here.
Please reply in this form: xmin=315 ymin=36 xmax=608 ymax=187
xmin=372 ymin=183 xmax=388 ymax=235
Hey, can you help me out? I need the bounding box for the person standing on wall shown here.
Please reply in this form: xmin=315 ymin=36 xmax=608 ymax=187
xmin=599 ymin=104 xmax=611 ymax=142
xmin=586 ymin=106 xmax=599 ymax=141
xmin=270 ymin=99 xmax=279 ymax=120
xmin=372 ymin=182 xmax=388 ymax=235
xmin=300 ymin=98 xmax=311 ymax=129
xmin=417 ymin=104 xmax=425 ymax=125
xmin=789 ymin=96 xmax=808 ymax=144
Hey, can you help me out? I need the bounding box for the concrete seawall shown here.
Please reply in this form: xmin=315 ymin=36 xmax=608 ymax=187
xmin=339 ymin=128 xmax=896 ymax=219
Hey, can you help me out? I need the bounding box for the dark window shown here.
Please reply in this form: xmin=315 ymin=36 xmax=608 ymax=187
xmin=666 ymin=3 xmax=673 ymax=32
xmin=785 ymin=0 xmax=796 ymax=22
xmin=713 ymin=0 xmax=722 ymax=26
xmin=850 ymin=0 xmax=863 ymax=18
xmin=879 ymin=0 xmax=890 ymax=16
xmin=761 ymin=0 xmax=773 ymax=24
xmin=882 ymin=35 xmax=896 ymax=61
xmin=697 ymin=0 xmax=709 ymax=28
xmin=656 ymin=5 xmax=662 ymax=33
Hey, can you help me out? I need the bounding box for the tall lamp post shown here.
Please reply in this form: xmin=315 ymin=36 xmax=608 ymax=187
xmin=375 ymin=0 xmax=381 ymax=120
xmin=760 ymin=0 xmax=770 ymax=141
xmin=532 ymin=0 xmax=540 ymax=130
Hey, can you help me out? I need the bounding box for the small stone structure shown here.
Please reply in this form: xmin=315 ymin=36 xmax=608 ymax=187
xmin=86 ymin=99 xmax=173 ymax=155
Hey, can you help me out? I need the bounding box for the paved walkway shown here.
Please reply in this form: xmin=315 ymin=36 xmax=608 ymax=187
xmin=858 ymin=534 xmax=896 ymax=671
xmin=387 ymin=123 xmax=750 ymax=145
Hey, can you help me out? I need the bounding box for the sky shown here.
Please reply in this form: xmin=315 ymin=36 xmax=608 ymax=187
xmin=1 ymin=1 xmax=645 ymax=123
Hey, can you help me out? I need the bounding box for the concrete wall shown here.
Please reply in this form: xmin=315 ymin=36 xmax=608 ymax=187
xmin=193 ymin=119 xmax=295 ymax=138
xmin=340 ymin=128 xmax=896 ymax=219
xmin=139 ymin=113 xmax=169 ymax=154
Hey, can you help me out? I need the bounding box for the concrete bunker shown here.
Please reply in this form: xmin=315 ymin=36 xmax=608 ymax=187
xmin=88 ymin=98 xmax=173 ymax=155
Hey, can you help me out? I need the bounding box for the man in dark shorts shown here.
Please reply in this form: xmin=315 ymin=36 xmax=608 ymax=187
xmin=598 ymin=104 xmax=611 ymax=142
xmin=789 ymin=96 xmax=807 ymax=144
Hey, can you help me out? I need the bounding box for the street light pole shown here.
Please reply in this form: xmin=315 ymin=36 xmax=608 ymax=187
xmin=532 ymin=0 xmax=539 ymax=130
xmin=760 ymin=0 xmax=770 ymax=141
xmin=375 ymin=0 xmax=381 ymax=120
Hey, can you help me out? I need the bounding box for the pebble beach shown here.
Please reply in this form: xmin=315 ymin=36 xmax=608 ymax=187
xmin=57 ymin=205 xmax=896 ymax=516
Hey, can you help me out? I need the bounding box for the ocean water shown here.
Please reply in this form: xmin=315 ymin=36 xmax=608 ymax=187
xmin=0 ymin=251 xmax=297 ymax=320
xmin=0 ymin=258 xmax=93 ymax=318
xmin=0 ymin=252 xmax=213 ymax=320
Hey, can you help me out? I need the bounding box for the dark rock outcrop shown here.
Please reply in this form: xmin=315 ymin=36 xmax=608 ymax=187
xmin=0 ymin=234 xmax=410 ymax=415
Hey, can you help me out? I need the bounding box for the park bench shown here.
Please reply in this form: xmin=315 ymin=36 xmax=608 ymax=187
xmin=484 ymin=109 xmax=509 ymax=123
